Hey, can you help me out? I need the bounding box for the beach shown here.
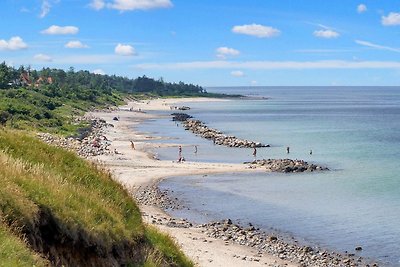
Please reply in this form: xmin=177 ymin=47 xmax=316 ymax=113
xmin=86 ymin=98 xmax=295 ymax=267
xmin=73 ymin=97 xmax=375 ymax=267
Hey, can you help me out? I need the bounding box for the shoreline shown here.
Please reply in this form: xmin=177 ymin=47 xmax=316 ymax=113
xmin=82 ymin=98 xmax=378 ymax=267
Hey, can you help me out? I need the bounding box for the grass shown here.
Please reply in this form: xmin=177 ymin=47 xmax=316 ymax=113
xmin=0 ymin=128 xmax=193 ymax=266
xmin=0 ymin=223 xmax=48 ymax=267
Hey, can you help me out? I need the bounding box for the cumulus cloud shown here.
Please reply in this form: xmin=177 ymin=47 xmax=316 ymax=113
xmin=355 ymin=40 xmax=400 ymax=53
xmin=89 ymin=0 xmax=106 ymax=10
xmin=34 ymin=54 xmax=52 ymax=62
xmin=357 ymin=4 xmax=367 ymax=13
xmin=0 ymin=36 xmax=28 ymax=51
xmin=232 ymin=24 xmax=280 ymax=38
xmin=313 ymin=29 xmax=339 ymax=38
xmin=115 ymin=43 xmax=136 ymax=56
xmin=41 ymin=25 xmax=79 ymax=35
xmin=382 ymin=12 xmax=400 ymax=26
xmin=92 ymin=69 xmax=106 ymax=75
xmin=231 ymin=70 xmax=244 ymax=77
xmin=216 ymin=47 xmax=240 ymax=59
xmin=65 ymin=40 xmax=89 ymax=48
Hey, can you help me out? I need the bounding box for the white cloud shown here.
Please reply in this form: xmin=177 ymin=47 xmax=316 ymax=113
xmin=106 ymin=0 xmax=172 ymax=11
xmin=355 ymin=40 xmax=400 ymax=53
xmin=216 ymin=47 xmax=240 ymax=59
xmin=313 ymin=29 xmax=339 ymax=38
xmin=232 ymin=24 xmax=280 ymax=38
xmin=0 ymin=36 xmax=28 ymax=51
xmin=251 ymin=80 xmax=258 ymax=85
xmin=92 ymin=69 xmax=106 ymax=75
xmin=41 ymin=25 xmax=79 ymax=35
xmin=90 ymin=0 xmax=106 ymax=10
xmin=65 ymin=40 xmax=89 ymax=48
xmin=115 ymin=43 xmax=136 ymax=56
xmin=134 ymin=60 xmax=400 ymax=70
xmin=34 ymin=54 xmax=52 ymax=62
xmin=382 ymin=12 xmax=400 ymax=26
xmin=39 ymin=0 xmax=51 ymax=18
xmin=231 ymin=70 xmax=244 ymax=77
xmin=357 ymin=4 xmax=367 ymax=13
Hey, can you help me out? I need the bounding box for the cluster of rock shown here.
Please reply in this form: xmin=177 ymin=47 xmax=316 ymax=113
xmin=198 ymin=219 xmax=375 ymax=267
xmin=37 ymin=117 xmax=113 ymax=158
xmin=172 ymin=113 xmax=269 ymax=148
xmin=137 ymin=185 xmax=375 ymax=267
xmin=247 ymin=159 xmax=329 ymax=173
xmin=134 ymin=185 xmax=186 ymax=211
xmin=171 ymin=113 xmax=192 ymax=121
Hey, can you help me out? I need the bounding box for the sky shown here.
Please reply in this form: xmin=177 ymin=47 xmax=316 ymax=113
xmin=1 ymin=0 xmax=400 ymax=86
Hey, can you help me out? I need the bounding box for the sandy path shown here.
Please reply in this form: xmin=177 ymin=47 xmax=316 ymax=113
xmin=89 ymin=98 xmax=298 ymax=267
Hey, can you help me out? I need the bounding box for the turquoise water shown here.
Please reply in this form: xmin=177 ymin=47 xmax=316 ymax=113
xmin=138 ymin=87 xmax=400 ymax=266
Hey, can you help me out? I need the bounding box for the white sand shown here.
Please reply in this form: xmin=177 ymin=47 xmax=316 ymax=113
xmin=89 ymin=98 xmax=298 ymax=267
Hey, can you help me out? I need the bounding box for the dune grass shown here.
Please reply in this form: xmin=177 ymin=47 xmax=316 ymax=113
xmin=0 ymin=223 xmax=48 ymax=267
xmin=0 ymin=128 xmax=193 ymax=266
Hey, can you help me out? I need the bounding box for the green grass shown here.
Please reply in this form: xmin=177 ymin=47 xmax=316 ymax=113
xmin=0 ymin=223 xmax=48 ymax=267
xmin=0 ymin=129 xmax=193 ymax=266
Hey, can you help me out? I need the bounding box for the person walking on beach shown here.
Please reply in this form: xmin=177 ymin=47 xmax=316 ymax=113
xmin=286 ymin=146 xmax=290 ymax=154
xmin=178 ymin=146 xmax=182 ymax=161
xmin=130 ymin=141 xmax=135 ymax=150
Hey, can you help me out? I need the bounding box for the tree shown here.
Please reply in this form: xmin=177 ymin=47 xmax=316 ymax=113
xmin=0 ymin=62 xmax=12 ymax=89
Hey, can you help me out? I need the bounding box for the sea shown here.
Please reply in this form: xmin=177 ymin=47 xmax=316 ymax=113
xmin=137 ymin=86 xmax=400 ymax=266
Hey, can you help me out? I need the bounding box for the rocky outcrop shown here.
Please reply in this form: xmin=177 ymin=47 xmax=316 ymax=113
xmin=37 ymin=117 xmax=113 ymax=158
xmin=246 ymin=159 xmax=328 ymax=173
xmin=172 ymin=113 xmax=269 ymax=148
xmin=171 ymin=112 xmax=193 ymax=121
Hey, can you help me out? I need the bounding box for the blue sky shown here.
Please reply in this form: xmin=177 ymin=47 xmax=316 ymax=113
xmin=1 ymin=0 xmax=400 ymax=86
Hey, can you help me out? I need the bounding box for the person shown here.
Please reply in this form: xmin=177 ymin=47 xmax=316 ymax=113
xmin=253 ymin=147 xmax=257 ymax=157
xmin=178 ymin=145 xmax=182 ymax=159
xmin=286 ymin=146 xmax=290 ymax=154
xmin=130 ymin=141 xmax=135 ymax=150
xmin=310 ymin=149 xmax=313 ymax=155
xmin=194 ymin=145 xmax=198 ymax=154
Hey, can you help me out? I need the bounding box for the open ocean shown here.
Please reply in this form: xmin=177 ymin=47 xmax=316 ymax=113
xmin=138 ymin=86 xmax=400 ymax=266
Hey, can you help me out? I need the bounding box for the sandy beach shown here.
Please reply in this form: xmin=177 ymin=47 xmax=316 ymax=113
xmin=88 ymin=98 xmax=299 ymax=267
xmin=80 ymin=98 xmax=375 ymax=267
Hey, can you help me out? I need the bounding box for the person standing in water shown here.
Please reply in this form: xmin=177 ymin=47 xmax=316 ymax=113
xmin=286 ymin=146 xmax=290 ymax=154
xmin=194 ymin=145 xmax=198 ymax=154
xmin=253 ymin=147 xmax=257 ymax=158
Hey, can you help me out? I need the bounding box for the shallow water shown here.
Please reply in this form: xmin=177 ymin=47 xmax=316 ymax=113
xmin=138 ymin=87 xmax=400 ymax=266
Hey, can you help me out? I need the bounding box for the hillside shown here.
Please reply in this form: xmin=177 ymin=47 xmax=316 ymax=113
xmin=0 ymin=129 xmax=193 ymax=266
xmin=0 ymin=64 xmax=198 ymax=266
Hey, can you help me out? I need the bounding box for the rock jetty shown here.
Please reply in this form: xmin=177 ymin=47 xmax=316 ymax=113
xmin=37 ymin=117 xmax=113 ymax=158
xmin=172 ymin=113 xmax=269 ymax=148
xmin=246 ymin=159 xmax=329 ymax=173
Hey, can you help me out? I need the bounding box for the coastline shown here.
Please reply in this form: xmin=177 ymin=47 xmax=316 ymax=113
xmin=86 ymin=98 xmax=378 ymax=267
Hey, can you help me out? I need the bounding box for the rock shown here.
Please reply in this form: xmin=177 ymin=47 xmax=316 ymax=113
xmin=247 ymin=159 xmax=328 ymax=173
xmin=174 ymin=114 xmax=269 ymax=149
xmin=355 ymin=246 xmax=363 ymax=251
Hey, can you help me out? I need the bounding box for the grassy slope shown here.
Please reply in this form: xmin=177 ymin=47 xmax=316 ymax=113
xmin=0 ymin=129 xmax=192 ymax=266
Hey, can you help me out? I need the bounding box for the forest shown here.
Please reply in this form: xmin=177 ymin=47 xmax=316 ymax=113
xmin=0 ymin=62 xmax=214 ymax=133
